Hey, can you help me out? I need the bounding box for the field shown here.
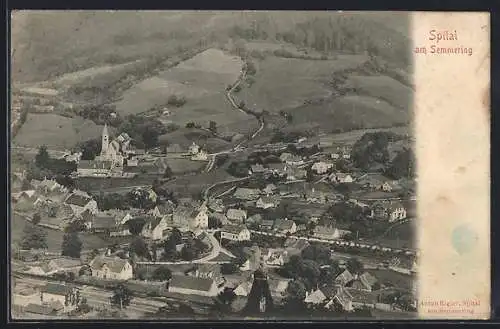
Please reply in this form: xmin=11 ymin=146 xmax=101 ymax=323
xmin=11 ymin=214 xmax=109 ymax=252
xmin=286 ymin=95 xmax=409 ymax=134
xmin=161 ymin=168 xmax=234 ymax=198
xmin=165 ymin=158 xmax=207 ymax=174
xmin=347 ymin=75 xmax=413 ymax=110
xmin=159 ymin=127 xmax=234 ymax=153
xmin=13 ymin=113 xmax=108 ymax=150
xmin=238 ymin=55 xmax=368 ymax=113
xmin=319 ymin=126 xmax=412 ymax=147
xmin=115 ymin=48 xmax=257 ymax=135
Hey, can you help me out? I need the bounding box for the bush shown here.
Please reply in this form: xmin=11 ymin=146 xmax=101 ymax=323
xmin=167 ymin=95 xmax=187 ymax=108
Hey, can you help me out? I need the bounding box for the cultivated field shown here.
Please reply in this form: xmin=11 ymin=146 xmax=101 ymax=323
xmin=115 ymin=48 xmax=256 ymax=135
xmin=237 ymin=55 xmax=368 ymax=113
xmin=318 ymin=126 xmax=412 ymax=147
xmin=159 ymin=127 xmax=233 ymax=153
xmin=13 ymin=114 xmax=109 ymax=150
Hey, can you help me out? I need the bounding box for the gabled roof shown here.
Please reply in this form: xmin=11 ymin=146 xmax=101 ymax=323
xmin=233 ymin=188 xmax=261 ymax=200
xmin=169 ymin=274 xmax=215 ymax=292
xmin=47 ymin=257 xmax=82 ymax=270
xmin=314 ymin=225 xmax=338 ymax=235
xmin=24 ymin=303 xmax=57 ymax=315
xmin=359 ymin=272 xmax=378 ymax=288
xmin=273 ymin=218 xmax=295 ymax=231
xmin=90 ymin=256 xmax=130 ymax=274
xmin=335 ymin=269 xmax=354 ymax=285
xmin=373 ymin=200 xmax=405 ymax=212
xmin=92 ymin=216 xmax=117 ymax=230
xmin=304 ymin=289 xmax=327 ymax=304
xmin=65 ymin=192 xmax=93 ymax=207
xmin=42 ymin=283 xmax=75 ymax=295
xmin=284 ymin=238 xmax=310 ymax=251
xmin=226 ymin=208 xmax=247 ymax=220
xmin=222 ymin=224 xmax=248 ymax=235
xmin=345 ymin=288 xmax=378 ymax=304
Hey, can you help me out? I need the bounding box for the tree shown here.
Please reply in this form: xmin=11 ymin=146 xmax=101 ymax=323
xmin=209 ymin=121 xmax=217 ymax=134
xmin=163 ymin=165 xmax=173 ymax=179
xmin=76 ymin=138 xmax=101 ymax=160
xmin=152 ymin=266 xmax=172 ymax=281
xmin=130 ymin=237 xmax=150 ymax=260
xmin=61 ymin=232 xmax=83 ymax=258
xmin=284 ymin=280 xmax=307 ymax=311
xmin=35 ymin=145 xmax=50 ymax=168
xmin=301 ymin=244 xmax=332 ymax=266
xmin=170 ymin=228 xmax=183 ymax=245
xmin=126 ymin=217 xmax=147 ymax=235
xmin=180 ymin=238 xmax=198 ymax=261
xmin=32 ymin=213 xmax=41 ymax=225
xmin=221 ymin=262 xmax=239 ymax=275
xmin=21 ymin=223 xmax=48 ymax=250
xmin=110 ymin=284 xmax=133 ymax=309
xmin=385 ymin=148 xmax=415 ymax=179
xmin=217 ymin=287 xmax=236 ymax=310
xmin=346 ymin=258 xmax=364 ymax=275
xmin=185 ymin=122 xmax=195 ymax=128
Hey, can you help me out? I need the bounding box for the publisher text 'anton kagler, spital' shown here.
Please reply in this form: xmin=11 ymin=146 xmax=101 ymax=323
xmin=429 ymin=30 xmax=473 ymax=56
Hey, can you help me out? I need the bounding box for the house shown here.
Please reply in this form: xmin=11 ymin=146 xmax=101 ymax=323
xmin=23 ymin=303 xmax=61 ymax=316
xmin=188 ymin=142 xmax=201 ymax=155
xmin=269 ymin=278 xmax=291 ymax=298
xmin=280 ymin=153 xmax=304 ymax=166
xmin=273 ymin=219 xmax=297 ymax=234
xmin=12 ymin=286 xmax=41 ymax=308
xmin=234 ymin=280 xmax=252 ymax=297
xmin=246 ymin=213 xmax=263 ymax=227
xmin=262 ymin=249 xmax=288 ymax=266
xmin=226 ymin=208 xmax=247 ymax=223
xmin=91 ymin=214 xmax=118 ymax=233
xmin=345 ymin=288 xmax=378 ymax=309
xmin=131 ymin=187 xmax=158 ymax=203
xmin=284 ymin=238 xmax=310 ymax=256
xmin=77 ymin=159 xmax=114 ymax=177
xmin=329 ymin=173 xmax=354 ymax=184
xmin=304 ymin=285 xmax=337 ymax=306
xmin=356 ymin=174 xmax=390 ymax=190
xmin=45 ymin=257 xmax=83 ymax=275
xmin=233 ymin=188 xmax=261 ymax=201
xmin=347 ymin=199 xmax=370 ymax=210
xmin=335 ymin=269 xmax=355 ymax=286
xmin=370 ymin=201 xmax=407 ymax=222
xmin=311 ymin=161 xmax=334 ymax=174
xmin=168 ymin=274 xmax=219 ymax=297
xmin=149 ymin=201 xmax=175 ymax=219
xmin=34 ymin=178 xmax=66 ymax=195
xmin=190 ymin=207 xmax=209 ymax=229
xmin=12 ymin=190 xmax=37 ymax=203
xmin=141 ymin=216 xmax=169 ymax=240
xmin=89 ymin=256 xmax=133 ymax=281
xmin=329 ymin=286 xmax=354 ymax=312
xmin=305 ymin=188 xmax=329 ymax=204
xmin=40 ymin=283 xmax=80 ymax=312
xmin=171 ymin=207 xmax=196 ymax=232
xmin=221 ymin=225 xmax=250 ymax=241
xmin=285 ymin=167 xmax=307 ymax=181
xmin=263 ymin=183 xmax=277 ymax=195
xmin=207 ymin=198 xmax=225 ymax=213
xmin=348 ymin=272 xmax=379 ymax=292
xmin=260 ymin=219 xmax=275 ymax=231
xmin=249 ymin=164 xmax=268 ymax=175
xmin=220 ymin=225 xmax=251 ymax=241
xmin=109 ymin=224 xmax=131 ymax=237
xmin=313 ymin=225 xmax=343 ymax=240
xmin=256 ymin=196 xmax=280 ymax=209
xmin=189 ymin=264 xmax=222 ymax=280
xmin=268 ymin=163 xmax=288 ymax=177
xmin=209 ymin=212 xmax=229 ymax=228
xmin=64 ymin=191 xmax=98 ymax=216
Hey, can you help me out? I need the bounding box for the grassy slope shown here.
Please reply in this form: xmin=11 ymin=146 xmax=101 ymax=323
xmin=13 ymin=113 xmax=109 ymax=150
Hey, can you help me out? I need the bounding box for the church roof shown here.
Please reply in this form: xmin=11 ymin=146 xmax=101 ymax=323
xmin=102 ymin=123 xmax=109 ymax=137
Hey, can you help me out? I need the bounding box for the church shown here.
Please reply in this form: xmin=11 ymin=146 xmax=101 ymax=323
xmin=77 ymin=124 xmax=136 ymax=177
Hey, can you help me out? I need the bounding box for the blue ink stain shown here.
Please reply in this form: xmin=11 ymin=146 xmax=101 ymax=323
xmin=452 ymin=224 xmax=478 ymax=255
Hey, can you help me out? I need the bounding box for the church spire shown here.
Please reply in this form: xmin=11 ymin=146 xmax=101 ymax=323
xmin=101 ymin=123 xmax=109 ymax=155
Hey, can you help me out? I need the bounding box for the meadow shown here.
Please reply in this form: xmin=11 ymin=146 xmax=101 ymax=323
xmin=13 ymin=113 xmax=108 ymax=150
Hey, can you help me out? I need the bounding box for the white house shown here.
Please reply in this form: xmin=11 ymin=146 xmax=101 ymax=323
xmin=190 ymin=207 xmax=209 ymax=229
xmin=370 ymin=201 xmax=407 ymax=222
xmin=256 ymin=196 xmax=280 ymax=209
xmin=89 ymin=256 xmax=133 ymax=281
xmin=329 ymin=173 xmax=354 ymax=184
xmin=226 ymin=208 xmax=247 ymax=223
xmin=280 ymin=153 xmax=304 ymax=166
xmin=313 ymin=225 xmax=345 ymax=240
xmin=220 ymin=225 xmax=251 ymax=241
xmin=263 ymin=249 xmax=288 ymax=267
xmin=273 ymin=219 xmax=297 ymax=235
xmin=312 ymin=161 xmax=334 ymax=174
xmin=141 ymin=216 xmax=169 ymax=240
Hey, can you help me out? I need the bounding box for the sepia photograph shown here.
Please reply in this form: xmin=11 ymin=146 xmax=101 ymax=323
xmin=10 ymin=10 xmax=421 ymax=321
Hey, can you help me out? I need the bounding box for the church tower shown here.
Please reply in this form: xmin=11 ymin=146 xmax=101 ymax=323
xmin=101 ymin=123 xmax=109 ymax=156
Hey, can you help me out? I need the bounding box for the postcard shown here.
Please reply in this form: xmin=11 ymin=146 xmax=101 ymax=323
xmin=9 ymin=11 xmax=490 ymax=320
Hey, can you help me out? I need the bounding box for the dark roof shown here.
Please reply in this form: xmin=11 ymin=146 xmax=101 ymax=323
xmin=24 ymin=303 xmax=57 ymax=315
xmin=65 ymin=193 xmax=93 ymax=207
xmin=345 ymin=288 xmax=378 ymax=304
xmin=273 ymin=219 xmax=295 ymax=231
xmin=222 ymin=224 xmax=248 ymax=234
xmin=92 ymin=216 xmax=117 ymax=230
xmin=170 ymin=275 xmax=215 ymax=292
xmin=42 ymin=283 xmax=74 ymax=295
xmin=284 ymin=238 xmax=310 ymax=250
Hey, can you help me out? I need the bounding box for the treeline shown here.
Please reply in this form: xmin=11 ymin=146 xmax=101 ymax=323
xmin=228 ymin=15 xmax=411 ymax=69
